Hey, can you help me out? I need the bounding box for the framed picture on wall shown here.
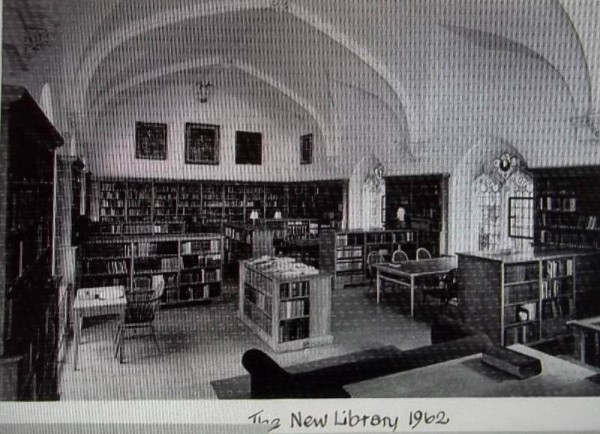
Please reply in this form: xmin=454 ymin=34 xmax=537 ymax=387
xmin=135 ymin=122 xmax=167 ymax=160
xmin=235 ymin=131 xmax=262 ymax=165
xmin=185 ymin=123 xmax=220 ymax=165
xmin=300 ymin=133 xmax=313 ymax=164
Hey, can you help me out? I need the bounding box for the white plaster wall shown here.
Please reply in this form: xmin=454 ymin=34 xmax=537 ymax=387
xmin=83 ymin=71 xmax=341 ymax=182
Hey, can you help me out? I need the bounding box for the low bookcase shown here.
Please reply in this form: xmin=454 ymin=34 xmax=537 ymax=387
xmin=239 ymin=257 xmax=332 ymax=352
xmin=458 ymin=248 xmax=600 ymax=346
xmin=79 ymin=233 xmax=223 ymax=305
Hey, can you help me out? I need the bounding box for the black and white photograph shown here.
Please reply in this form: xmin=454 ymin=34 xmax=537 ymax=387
xmin=2 ymin=0 xmax=600 ymax=432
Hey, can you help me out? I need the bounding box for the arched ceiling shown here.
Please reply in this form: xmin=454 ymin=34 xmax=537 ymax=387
xmin=65 ymin=0 xmax=592 ymax=152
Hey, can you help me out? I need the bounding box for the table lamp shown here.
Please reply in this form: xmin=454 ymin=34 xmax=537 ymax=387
xmin=274 ymin=210 xmax=282 ymax=219
xmin=250 ymin=210 xmax=259 ymax=225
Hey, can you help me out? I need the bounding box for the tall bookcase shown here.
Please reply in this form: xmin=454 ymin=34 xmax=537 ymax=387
xmin=319 ymin=229 xmax=416 ymax=289
xmin=383 ymin=175 xmax=448 ymax=256
xmin=79 ymin=233 xmax=223 ymax=305
xmin=457 ymin=248 xmax=600 ymax=346
xmin=0 ymin=86 xmax=64 ymax=400
xmin=533 ymin=166 xmax=600 ymax=249
xmin=239 ymin=257 xmax=332 ymax=352
xmin=90 ymin=179 xmax=347 ymax=232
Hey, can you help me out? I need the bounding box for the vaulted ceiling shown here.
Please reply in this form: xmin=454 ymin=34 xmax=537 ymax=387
xmin=4 ymin=0 xmax=598 ymax=167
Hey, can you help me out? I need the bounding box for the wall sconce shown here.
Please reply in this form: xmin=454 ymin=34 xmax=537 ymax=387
xmin=250 ymin=210 xmax=259 ymax=225
xmin=195 ymin=80 xmax=213 ymax=103
xmin=274 ymin=211 xmax=282 ymax=220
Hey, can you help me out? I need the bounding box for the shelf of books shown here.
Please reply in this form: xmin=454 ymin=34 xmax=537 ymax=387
xmin=224 ymin=219 xmax=320 ymax=265
xmin=239 ymin=256 xmax=332 ymax=352
xmin=319 ymin=229 xmax=416 ymax=289
xmin=458 ymin=248 xmax=600 ymax=347
xmin=153 ymin=182 xmax=179 ymax=223
xmin=98 ymin=180 xmax=126 ymax=224
xmin=79 ymin=234 xmax=223 ymax=306
xmin=91 ymin=179 xmax=347 ymax=232
xmin=533 ymin=167 xmax=600 ymax=249
xmin=384 ymin=175 xmax=448 ymax=256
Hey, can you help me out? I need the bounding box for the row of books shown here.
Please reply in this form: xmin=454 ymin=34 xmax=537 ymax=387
xmin=84 ymin=260 xmax=128 ymax=275
xmin=134 ymin=274 xmax=177 ymax=289
xmin=544 ymin=259 xmax=573 ymax=278
xmin=181 ymin=253 xmax=222 ymax=268
xmin=132 ymin=242 xmax=178 ymax=257
xmin=541 ymin=297 xmax=572 ymax=319
xmin=539 ymin=230 xmax=600 ymax=248
xmin=504 ymin=263 xmax=539 ymax=284
xmin=336 ymin=246 xmax=363 ymax=258
xmin=101 ymin=199 xmax=124 ymax=207
xmin=280 ymin=281 xmax=310 ymax=299
xmin=541 ymin=279 xmax=572 ymax=299
xmin=505 ymin=282 xmax=537 ymax=304
xmin=538 ymin=196 xmax=577 ymax=212
xmin=279 ymin=300 xmax=310 ymax=319
xmin=180 ymin=268 xmax=222 ymax=284
xmin=244 ymin=302 xmax=273 ymax=335
xmin=247 ymin=256 xmax=320 ymax=277
xmin=85 ymin=243 xmax=129 ymax=258
xmin=279 ymin=318 xmax=309 ymax=343
xmin=181 ymin=239 xmax=221 ymax=254
xmin=245 ymin=285 xmax=273 ymax=313
xmin=336 ymin=261 xmax=363 ymax=272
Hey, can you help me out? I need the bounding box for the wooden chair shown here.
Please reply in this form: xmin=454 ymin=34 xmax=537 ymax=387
xmin=115 ymin=276 xmax=165 ymax=363
xmin=391 ymin=249 xmax=409 ymax=264
xmin=416 ymin=247 xmax=432 ymax=261
xmin=366 ymin=251 xmax=386 ymax=294
xmin=422 ymin=268 xmax=458 ymax=313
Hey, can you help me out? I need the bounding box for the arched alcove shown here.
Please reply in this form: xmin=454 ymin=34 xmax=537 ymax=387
xmin=449 ymin=139 xmax=533 ymax=253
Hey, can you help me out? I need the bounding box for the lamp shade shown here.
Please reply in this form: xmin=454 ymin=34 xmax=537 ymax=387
xmin=273 ymin=211 xmax=282 ymax=219
xmin=250 ymin=210 xmax=259 ymax=220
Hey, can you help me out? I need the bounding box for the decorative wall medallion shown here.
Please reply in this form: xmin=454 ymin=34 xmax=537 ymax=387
xmin=494 ymin=152 xmax=518 ymax=179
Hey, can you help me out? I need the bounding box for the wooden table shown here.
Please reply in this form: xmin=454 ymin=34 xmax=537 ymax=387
xmin=568 ymin=316 xmax=600 ymax=364
xmin=344 ymin=344 xmax=600 ymax=397
xmin=373 ymin=257 xmax=456 ymax=316
xmin=73 ymin=285 xmax=126 ymax=371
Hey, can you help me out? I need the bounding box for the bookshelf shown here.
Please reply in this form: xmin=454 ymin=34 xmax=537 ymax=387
xmin=239 ymin=257 xmax=332 ymax=352
xmin=1 ymin=86 xmax=64 ymax=400
xmin=98 ymin=180 xmax=126 ymax=224
xmin=224 ymin=219 xmax=319 ymax=264
xmin=126 ymin=181 xmax=153 ymax=223
xmin=457 ymin=248 xmax=600 ymax=346
xmin=384 ymin=175 xmax=448 ymax=256
xmin=533 ymin=167 xmax=600 ymax=249
xmin=80 ymin=233 xmax=223 ymax=305
xmin=90 ymin=178 xmax=347 ymax=231
xmin=319 ymin=229 xmax=416 ymax=289
xmin=153 ymin=182 xmax=179 ymax=223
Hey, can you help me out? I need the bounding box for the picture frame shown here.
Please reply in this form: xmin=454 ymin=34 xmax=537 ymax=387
xmin=235 ymin=131 xmax=262 ymax=165
xmin=300 ymin=133 xmax=313 ymax=165
xmin=135 ymin=122 xmax=167 ymax=160
xmin=185 ymin=123 xmax=220 ymax=165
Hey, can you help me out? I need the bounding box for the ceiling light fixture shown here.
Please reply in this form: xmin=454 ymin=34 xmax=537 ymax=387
xmin=195 ymin=80 xmax=213 ymax=103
